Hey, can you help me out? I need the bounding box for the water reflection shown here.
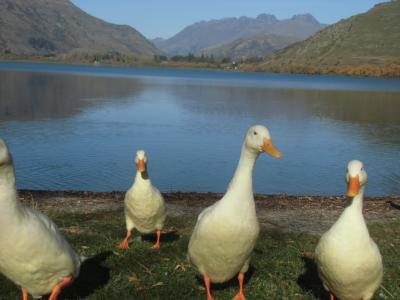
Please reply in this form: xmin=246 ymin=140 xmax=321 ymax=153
xmin=168 ymin=83 xmax=400 ymax=124
xmin=0 ymin=71 xmax=145 ymax=121
xmin=167 ymin=83 xmax=400 ymax=148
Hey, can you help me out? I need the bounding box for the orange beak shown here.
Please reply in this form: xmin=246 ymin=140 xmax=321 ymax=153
xmin=261 ymin=138 xmax=282 ymax=158
xmin=347 ymin=175 xmax=360 ymax=197
xmin=137 ymin=159 xmax=146 ymax=173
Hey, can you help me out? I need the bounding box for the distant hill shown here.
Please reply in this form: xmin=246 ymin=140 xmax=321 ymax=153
xmin=260 ymin=1 xmax=400 ymax=76
xmin=201 ymin=33 xmax=301 ymax=61
xmin=150 ymin=37 xmax=165 ymax=46
xmin=154 ymin=13 xmax=325 ymax=56
xmin=0 ymin=0 xmax=159 ymax=58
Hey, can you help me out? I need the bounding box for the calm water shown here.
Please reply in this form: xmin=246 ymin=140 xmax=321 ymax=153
xmin=1 ymin=61 xmax=399 ymax=196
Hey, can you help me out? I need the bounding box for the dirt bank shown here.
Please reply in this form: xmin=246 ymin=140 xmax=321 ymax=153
xmin=18 ymin=190 xmax=400 ymax=235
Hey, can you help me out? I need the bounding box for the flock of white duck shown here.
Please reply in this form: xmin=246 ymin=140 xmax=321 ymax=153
xmin=0 ymin=125 xmax=383 ymax=300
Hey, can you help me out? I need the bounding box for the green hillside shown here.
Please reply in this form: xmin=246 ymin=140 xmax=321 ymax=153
xmin=260 ymin=1 xmax=400 ymax=76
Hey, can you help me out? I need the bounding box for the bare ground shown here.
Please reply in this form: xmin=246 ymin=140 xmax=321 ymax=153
xmin=19 ymin=190 xmax=400 ymax=236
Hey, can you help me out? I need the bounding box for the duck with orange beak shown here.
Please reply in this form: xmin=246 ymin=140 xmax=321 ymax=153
xmin=315 ymin=160 xmax=383 ymax=300
xmin=118 ymin=150 xmax=166 ymax=249
xmin=188 ymin=125 xmax=282 ymax=300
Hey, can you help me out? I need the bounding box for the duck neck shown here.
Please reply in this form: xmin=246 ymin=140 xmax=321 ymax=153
xmin=0 ymin=164 xmax=19 ymax=213
xmin=348 ymin=186 xmax=365 ymax=213
xmin=335 ymin=186 xmax=369 ymax=237
xmin=226 ymin=144 xmax=258 ymax=198
xmin=134 ymin=170 xmax=151 ymax=188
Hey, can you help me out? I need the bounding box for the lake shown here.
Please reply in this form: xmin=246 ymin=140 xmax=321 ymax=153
xmin=0 ymin=61 xmax=399 ymax=196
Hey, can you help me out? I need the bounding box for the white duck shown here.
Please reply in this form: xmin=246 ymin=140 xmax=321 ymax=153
xmin=118 ymin=150 xmax=166 ymax=249
xmin=0 ymin=138 xmax=83 ymax=300
xmin=315 ymin=160 xmax=383 ymax=300
xmin=188 ymin=125 xmax=282 ymax=300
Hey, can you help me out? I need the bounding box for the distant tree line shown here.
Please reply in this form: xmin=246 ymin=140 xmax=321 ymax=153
xmin=1 ymin=49 xmax=398 ymax=77
xmin=64 ymin=51 xmax=140 ymax=64
xmin=153 ymin=53 xmax=264 ymax=65
xmin=154 ymin=53 xmax=218 ymax=63
xmin=257 ymin=62 xmax=400 ymax=77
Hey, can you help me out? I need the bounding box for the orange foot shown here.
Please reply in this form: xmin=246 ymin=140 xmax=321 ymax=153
xmin=118 ymin=239 xmax=129 ymax=249
xmin=118 ymin=229 xmax=132 ymax=249
xmin=151 ymin=230 xmax=161 ymax=249
xmin=232 ymin=292 xmax=246 ymax=300
xmin=151 ymin=242 xmax=160 ymax=249
xmin=22 ymin=288 xmax=28 ymax=300
xmin=49 ymin=275 xmax=74 ymax=300
xmin=203 ymin=275 xmax=214 ymax=300
xmin=232 ymin=272 xmax=246 ymax=300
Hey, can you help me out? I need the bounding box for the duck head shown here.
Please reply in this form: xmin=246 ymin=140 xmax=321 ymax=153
xmin=346 ymin=160 xmax=367 ymax=197
xmin=244 ymin=125 xmax=282 ymax=158
xmin=135 ymin=150 xmax=147 ymax=173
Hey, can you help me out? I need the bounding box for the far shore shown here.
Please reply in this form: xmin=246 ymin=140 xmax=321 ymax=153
xmin=1 ymin=56 xmax=400 ymax=78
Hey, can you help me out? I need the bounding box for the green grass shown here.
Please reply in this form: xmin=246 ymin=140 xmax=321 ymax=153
xmin=0 ymin=210 xmax=398 ymax=300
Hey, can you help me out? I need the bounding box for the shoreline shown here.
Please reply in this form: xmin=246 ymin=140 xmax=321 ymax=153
xmin=1 ymin=57 xmax=400 ymax=78
xmin=18 ymin=188 xmax=400 ymax=203
xmin=18 ymin=190 xmax=400 ymax=235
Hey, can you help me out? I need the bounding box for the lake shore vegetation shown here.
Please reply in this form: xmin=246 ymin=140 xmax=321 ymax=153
xmin=1 ymin=51 xmax=399 ymax=78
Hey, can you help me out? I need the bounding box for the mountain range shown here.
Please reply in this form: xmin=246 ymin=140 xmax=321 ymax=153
xmin=261 ymin=1 xmax=400 ymax=74
xmin=152 ymin=14 xmax=325 ymax=56
xmin=0 ymin=0 xmax=159 ymax=57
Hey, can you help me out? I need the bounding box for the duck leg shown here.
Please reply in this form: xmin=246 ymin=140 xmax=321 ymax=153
xmin=232 ymin=272 xmax=246 ymax=300
xmin=49 ymin=275 xmax=74 ymax=300
xmin=203 ymin=275 xmax=214 ymax=300
xmin=151 ymin=230 xmax=161 ymax=249
xmin=118 ymin=229 xmax=132 ymax=249
xmin=22 ymin=288 xmax=28 ymax=300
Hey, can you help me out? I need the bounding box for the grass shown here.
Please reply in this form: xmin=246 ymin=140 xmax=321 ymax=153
xmin=0 ymin=209 xmax=399 ymax=300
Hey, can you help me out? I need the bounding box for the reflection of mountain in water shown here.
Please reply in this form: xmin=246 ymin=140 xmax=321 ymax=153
xmin=170 ymin=84 xmax=400 ymax=124
xmin=0 ymin=71 xmax=144 ymax=121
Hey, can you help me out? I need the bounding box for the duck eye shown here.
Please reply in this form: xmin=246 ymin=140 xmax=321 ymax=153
xmin=253 ymin=131 xmax=257 ymax=135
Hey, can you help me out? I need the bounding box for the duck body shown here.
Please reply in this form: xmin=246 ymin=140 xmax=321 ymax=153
xmin=315 ymin=161 xmax=383 ymax=300
xmin=188 ymin=190 xmax=259 ymax=282
xmin=0 ymin=204 xmax=81 ymax=298
xmin=124 ymin=172 xmax=166 ymax=235
xmin=0 ymin=139 xmax=82 ymax=298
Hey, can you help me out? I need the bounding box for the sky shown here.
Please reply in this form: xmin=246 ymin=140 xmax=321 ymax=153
xmin=71 ymin=0 xmax=387 ymax=39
